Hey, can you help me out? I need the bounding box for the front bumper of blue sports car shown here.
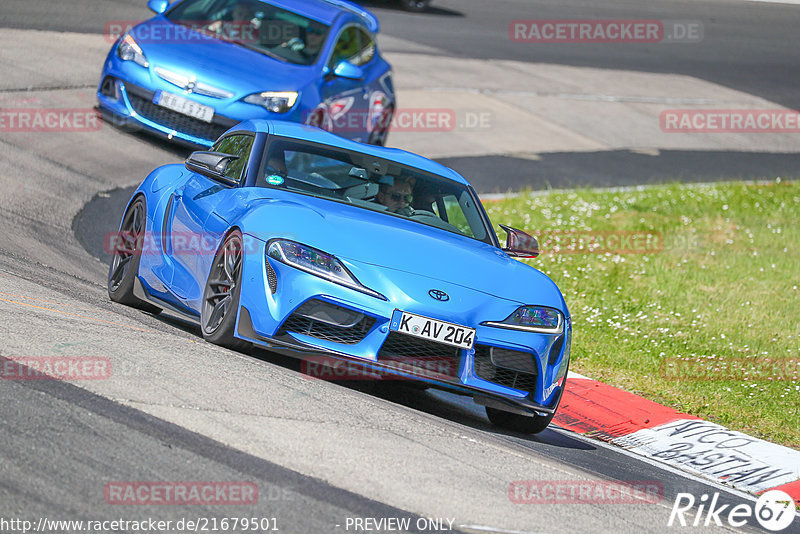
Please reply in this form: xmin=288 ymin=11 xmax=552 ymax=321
xmin=234 ymin=238 xmax=571 ymax=417
xmin=97 ymin=76 xmax=242 ymax=147
xmin=96 ymin=58 xmax=308 ymax=148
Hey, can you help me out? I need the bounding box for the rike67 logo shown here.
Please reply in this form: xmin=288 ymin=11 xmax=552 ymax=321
xmin=668 ymin=490 xmax=797 ymax=531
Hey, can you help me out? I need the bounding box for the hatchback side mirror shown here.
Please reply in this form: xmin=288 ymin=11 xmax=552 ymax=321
xmin=333 ymin=60 xmax=365 ymax=80
xmin=500 ymin=224 xmax=539 ymax=258
xmin=147 ymin=0 xmax=169 ymax=14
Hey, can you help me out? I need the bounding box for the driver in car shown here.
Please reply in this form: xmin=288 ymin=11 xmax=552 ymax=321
xmin=206 ymin=1 xmax=260 ymax=42
xmin=376 ymin=177 xmax=414 ymax=215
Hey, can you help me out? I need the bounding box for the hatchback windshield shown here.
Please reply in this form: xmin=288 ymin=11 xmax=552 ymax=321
xmin=167 ymin=0 xmax=330 ymax=65
xmin=256 ymin=138 xmax=494 ymax=244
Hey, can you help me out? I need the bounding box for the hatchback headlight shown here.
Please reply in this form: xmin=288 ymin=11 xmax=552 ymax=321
xmin=117 ymin=34 xmax=149 ymax=68
xmin=266 ymin=240 xmax=385 ymax=300
xmin=482 ymin=306 xmax=564 ymax=334
xmin=244 ymin=91 xmax=299 ymax=113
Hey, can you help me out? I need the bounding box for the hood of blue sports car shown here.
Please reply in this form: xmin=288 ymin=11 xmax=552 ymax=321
xmin=133 ymin=19 xmax=317 ymax=97
xmin=236 ymin=194 xmax=567 ymax=311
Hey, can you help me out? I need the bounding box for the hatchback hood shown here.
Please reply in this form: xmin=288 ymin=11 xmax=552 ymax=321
xmin=133 ymin=18 xmax=317 ymax=97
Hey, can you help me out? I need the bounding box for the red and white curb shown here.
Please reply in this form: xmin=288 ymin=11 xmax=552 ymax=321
xmin=553 ymin=371 xmax=800 ymax=505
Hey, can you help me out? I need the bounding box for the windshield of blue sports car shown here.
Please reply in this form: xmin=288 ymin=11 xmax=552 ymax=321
xmin=166 ymin=0 xmax=330 ymax=65
xmin=256 ymin=138 xmax=495 ymax=244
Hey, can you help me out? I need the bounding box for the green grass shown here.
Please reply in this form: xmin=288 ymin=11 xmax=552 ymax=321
xmin=483 ymin=180 xmax=800 ymax=449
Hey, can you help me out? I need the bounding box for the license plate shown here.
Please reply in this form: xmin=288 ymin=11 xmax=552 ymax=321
xmin=389 ymin=310 xmax=475 ymax=350
xmin=155 ymin=91 xmax=214 ymax=123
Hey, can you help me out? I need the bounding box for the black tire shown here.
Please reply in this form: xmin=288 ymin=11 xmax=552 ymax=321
xmin=400 ymin=0 xmax=430 ymax=12
xmin=107 ymin=197 xmax=161 ymax=314
xmin=367 ymin=129 xmax=386 ymax=146
xmin=487 ymin=361 xmax=570 ymax=433
xmin=485 ymin=406 xmax=554 ymax=434
xmin=201 ymin=230 xmax=252 ymax=351
xmin=367 ymin=106 xmax=393 ymax=146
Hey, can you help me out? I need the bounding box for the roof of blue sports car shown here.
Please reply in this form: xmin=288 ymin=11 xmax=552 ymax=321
xmin=236 ymin=120 xmax=470 ymax=185
xmin=245 ymin=0 xmax=379 ymax=32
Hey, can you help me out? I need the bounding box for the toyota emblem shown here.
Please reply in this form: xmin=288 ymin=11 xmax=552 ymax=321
xmin=428 ymin=289 xmax=449 ymax=301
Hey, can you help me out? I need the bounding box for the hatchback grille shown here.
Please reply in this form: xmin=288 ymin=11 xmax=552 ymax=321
xmin=376 ymin=332 xmax=461 ymax=380
xmin=126 ymin=92 xmax=231 ymax=143
xmin=474 ymin=345 xmax=538 ymax=395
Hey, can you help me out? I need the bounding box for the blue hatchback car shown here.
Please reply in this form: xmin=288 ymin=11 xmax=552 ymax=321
xmin=107 ymin=120 xmax=572 ymax=434
xmin=97 ymin=0 xmax=395 ymax=147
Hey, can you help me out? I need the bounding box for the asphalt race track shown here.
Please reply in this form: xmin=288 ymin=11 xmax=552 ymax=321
xmin=1 ymin=0 xmax=798 ymax=533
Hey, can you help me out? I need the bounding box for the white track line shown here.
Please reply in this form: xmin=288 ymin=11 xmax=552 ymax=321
xmin=748 ymin=0 xmax=800 ymax=4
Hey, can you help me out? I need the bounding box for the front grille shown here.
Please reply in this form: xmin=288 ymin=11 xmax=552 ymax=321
xmin=474 ymin=345 xmax=538 ymax=395
xmin=278 ymin=300 xmax=375 ymax=345
xmin=126 ymin=92 xmax=230 ymax=143
xmin=376 ymin=332 xmax=461 ymax=380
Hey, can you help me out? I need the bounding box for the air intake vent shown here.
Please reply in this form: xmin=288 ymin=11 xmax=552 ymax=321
xmin=377 ymin=332 xmax=461 ymax=380
xmin=278 ymin=300 xmax=374 ymax=345
xmin=548 ymin=335 xmax=564 ymax=365
xmin=266 ymin=262 xmax=278 ymax=294
xmin=474 ymin=345 xmax=538 ymax=395
xmin=100 ymin=76 xmax=117 ymax=98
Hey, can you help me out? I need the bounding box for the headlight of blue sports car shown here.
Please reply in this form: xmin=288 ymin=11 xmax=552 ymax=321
xmin=266 ymin=239 xmax=386 ymax=301
xmin=482 ymin=306 xmax=564 ymax=334
xmin=244 ymin=92 xmax=299 ymax=114
xmin=116 ymin=34 xmax=148 ymax=68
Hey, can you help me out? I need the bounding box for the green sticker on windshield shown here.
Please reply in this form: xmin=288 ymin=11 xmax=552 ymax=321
xmin=266 ymin=174 xmax=284 ymax=186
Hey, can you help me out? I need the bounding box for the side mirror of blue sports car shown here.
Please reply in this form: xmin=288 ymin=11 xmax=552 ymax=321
xmin=185 ymin=151 xmax=240 ymax=185
xmin=500 ymin=224 xmax=540 ymax=258
xmin=147 ymin=0 xmax=169 ymax=14
xmin=332 ymin=60 xmax=366 ymax=80
xmin=107 ymin=120 xmax=570 ymax=435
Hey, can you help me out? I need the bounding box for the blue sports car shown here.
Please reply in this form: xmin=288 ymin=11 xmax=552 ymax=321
xmin=107 ymin=120 xmax=571 ymax=433
xmin=97 ymin=0 xmax=395 ymax=147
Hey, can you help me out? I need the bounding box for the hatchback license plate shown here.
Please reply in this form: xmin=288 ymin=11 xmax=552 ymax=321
xmin=155 ymin=91 xmax=214 ymax=123
xmin=389 ymin=310 xmax=475 ymax=350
